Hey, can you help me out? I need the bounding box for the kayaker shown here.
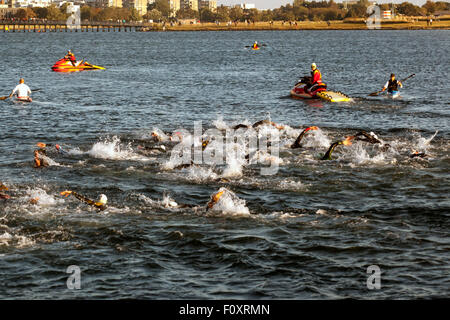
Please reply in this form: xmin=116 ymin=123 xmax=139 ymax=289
xmin=252 ymin=41 xmax=259 ymax=49
xmin=306 ymin=63 xmax=327 ymax=93
xmin=381 ymin=73 xmax=402 ymax=95
xmin=9 ymin=78 xmax=32 ymax=101
xmin=60 ymin=190 xmax=108 ymax=211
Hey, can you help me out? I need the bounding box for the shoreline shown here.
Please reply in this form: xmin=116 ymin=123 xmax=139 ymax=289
xmin=1 ymin=20 xmax=449 ymax=32
xmin=149 ymin=19 xmax=450 ymax=31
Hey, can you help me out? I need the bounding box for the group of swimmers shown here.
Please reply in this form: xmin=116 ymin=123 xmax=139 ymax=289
xmin=1 ymin=121 xmax=428 ymax=213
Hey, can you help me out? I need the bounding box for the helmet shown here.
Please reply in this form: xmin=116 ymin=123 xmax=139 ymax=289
xmin=311 ymin=63 xmax=317 ymax=69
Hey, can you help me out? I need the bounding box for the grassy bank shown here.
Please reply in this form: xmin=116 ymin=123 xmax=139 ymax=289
xmin=156 ymin=19 xmax=450 ymax=31
xmin=1 ymin=18 xmax=449 ymax=32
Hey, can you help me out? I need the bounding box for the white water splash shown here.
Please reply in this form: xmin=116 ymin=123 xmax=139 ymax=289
xmin=207 ymin=187 xmax=250 ymax=216
xmin=89 ymin=136 xmax=149 ymax=161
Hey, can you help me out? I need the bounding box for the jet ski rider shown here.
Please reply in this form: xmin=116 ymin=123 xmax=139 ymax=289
xmin=64 ymin=50 xmax=77 ymax=66
xmin=306 ymin=63 xmax=327 ymax=94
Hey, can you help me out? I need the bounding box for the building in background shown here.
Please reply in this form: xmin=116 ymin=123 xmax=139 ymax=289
xmin=13 ymin=0 xmax=51 ymax=7
xmin=84 ymin=0 xmax=122 ymax=7
xmin=123 ymin=0 xmax=147 ymax=16
xmin=181 ymin=0 xmax=197 ymax=11
xmin=199 ymin=0 xmax=216 ymax=12
xmin=240 ymin=3 xmax=254 ymax=10
xmin=382 ymin=10 xmax=391 ymax=19
xmin=0 ymin=0 xmax=8 ymax=7
xmin=168 ymin=0 xmax=180 ymax=16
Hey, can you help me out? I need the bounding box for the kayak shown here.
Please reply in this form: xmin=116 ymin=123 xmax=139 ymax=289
xmin=387 ymin=90 xmax=400 ymax=99
xmin=51 ymin=59 xmax=105 ymax=72
xmin=252 ymin=47 xmax=260 ymax=50
xmin=290 ymin=83 xmax=351 ymax=102
xmin=15 ymin=97 xmax=32 ymax=103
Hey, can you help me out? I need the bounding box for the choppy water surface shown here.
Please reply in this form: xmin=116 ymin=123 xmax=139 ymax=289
xmin=0 ymin=30 xmax=449 ymax=299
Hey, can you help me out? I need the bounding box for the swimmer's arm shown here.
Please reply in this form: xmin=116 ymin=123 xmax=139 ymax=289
xmin=71 ymin=191 xmax=96 ymax=206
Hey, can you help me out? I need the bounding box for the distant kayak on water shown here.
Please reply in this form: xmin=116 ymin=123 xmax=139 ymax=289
xmin=51 ymin=58 xmax=105 ymax=72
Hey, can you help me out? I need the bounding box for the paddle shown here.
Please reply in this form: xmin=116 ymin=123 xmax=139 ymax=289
xmin=369 ymin=73 xmax=415 ymax=96
xmin=1 ymin=88 xmax=42 ymax=100
xmin=245 ymin=44 xmax=267 ymax=48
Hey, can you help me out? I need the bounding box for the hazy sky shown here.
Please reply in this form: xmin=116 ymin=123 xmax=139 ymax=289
xmin=217 ymin=1 xmax=430 ymax=10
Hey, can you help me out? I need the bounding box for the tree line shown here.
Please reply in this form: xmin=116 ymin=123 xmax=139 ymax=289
xmin=9 ymin=0 xmax=450 ymax=23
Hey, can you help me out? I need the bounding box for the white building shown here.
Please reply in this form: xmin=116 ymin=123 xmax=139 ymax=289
xmin=240 ymin=3 xmax=254 ymax=10
xmin=199 ymin=0 xmax=216 ymax=12
xmin=14 ymin=0 xmax=51 ymax=7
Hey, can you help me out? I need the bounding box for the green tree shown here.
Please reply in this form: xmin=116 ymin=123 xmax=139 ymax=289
xmin=199 ymin=8 xmax=215 ymax=22
xmin=155 ymin=0 xmax=170 ymax=18
xmin=129 ymin=8 xmax=141 ymax=21
xmin=216 ymin=5 xmax=230 ymax=22
xmin=176 ymin=8 xmax=199 ymax=19
xmin=293 ymin=5 xmax=308 ymax=20
xmin=229 ymin=6 xmax=244 ymax=21
xmin=259 ymin=10 xmax=274 ymax=21
xmin=422 ymin=0 xmax=436 ymax=14
xmin=144 ymin=9 xmax=163 ymax=21
xmin=80 ymin=5 xmax=93 ymax=21
xmin=397 ymin=2 xmax=424 ymax=16
xmin=46 ymin=4 xmax=67 ymax=20
xmin=32 ymin=7 xmax=48 ymax=19
xmin=246 ymin=8 xmax=261 ymax=22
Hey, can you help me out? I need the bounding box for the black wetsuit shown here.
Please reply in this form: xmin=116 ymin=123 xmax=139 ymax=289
xmin=291 ymin=128 xmax=313 ymax=149
xmin=321 ymin=141 xmax=342 ymax=160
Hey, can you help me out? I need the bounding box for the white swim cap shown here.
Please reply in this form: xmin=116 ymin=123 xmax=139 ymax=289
xmin=98 ymin=194 xmax=107 ymax=205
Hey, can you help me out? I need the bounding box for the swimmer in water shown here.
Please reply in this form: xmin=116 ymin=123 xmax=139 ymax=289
xmin=206 ymin=190 xmax=225 ymax=211
xmin=321 ymin=136 xmax=353 ymax=160
xmin=409 ymin=151 xmax=427 ymax=159
xmin=233 ymin=119 xmax=284 ymax=131
xmin=291 ymin=126 xmax=318 ymax=149
xmin=60 ymin=190 xmax=108 ymax=211
xmin=0 ymin=182 xmax=11 ymax=200
xmin=34 ymin=150 xmax=49 ymax=168
xmin=350 ymin=131 xmax=391 ymax=151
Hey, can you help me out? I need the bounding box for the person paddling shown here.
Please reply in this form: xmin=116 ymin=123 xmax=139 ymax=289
xmin=381 ymin=73 xmax=402 ymax=96
xmin=306 ymin=63 xmax=327 ymax=94
xmin=9 ymin=78 xmax=32 ymax=102
xmin=252 ymin=41 xmax=259 ymax=49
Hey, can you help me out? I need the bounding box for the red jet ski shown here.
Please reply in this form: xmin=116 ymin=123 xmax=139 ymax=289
xmin=290 ymin=76 xmax=327 ymax=99
xmin=290 ymin=76 xmax=351 ymax=102
xmin=51 ymin=58 xmax=105 ymax=73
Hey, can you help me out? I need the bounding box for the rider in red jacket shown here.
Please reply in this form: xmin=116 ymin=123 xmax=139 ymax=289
xmin=306 ymin=63 xmax=327 ymax=93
